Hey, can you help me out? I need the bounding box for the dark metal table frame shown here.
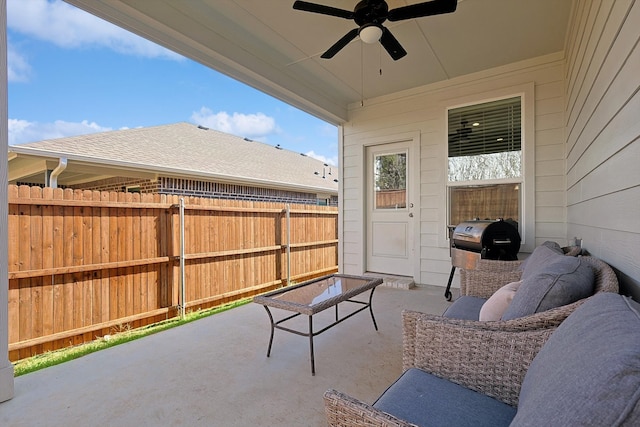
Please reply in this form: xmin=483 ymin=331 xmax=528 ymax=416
xmin=253 ymin=274 xmax=383 ymax=375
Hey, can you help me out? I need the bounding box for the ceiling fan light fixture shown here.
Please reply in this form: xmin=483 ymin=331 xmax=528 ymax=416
xmin=359 ymin=24 xmax=383 ymax=44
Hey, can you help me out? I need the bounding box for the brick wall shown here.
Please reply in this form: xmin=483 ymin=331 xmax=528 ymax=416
xmin=71 ymin=176 xmax=337 ymax=205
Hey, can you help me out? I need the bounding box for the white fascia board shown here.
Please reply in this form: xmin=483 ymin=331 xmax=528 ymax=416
xmin=10 ymin=147 xmax=337 ymax=195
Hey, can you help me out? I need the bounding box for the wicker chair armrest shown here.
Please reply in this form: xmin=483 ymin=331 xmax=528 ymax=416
xmin=324 ymin=389 xmax=418 ymax=427
xmin=402 ymin=310 xmax=555 ymax=406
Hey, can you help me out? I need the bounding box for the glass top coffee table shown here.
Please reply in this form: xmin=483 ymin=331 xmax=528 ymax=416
xmin=253 ymin=274 xmax=383 ymax=375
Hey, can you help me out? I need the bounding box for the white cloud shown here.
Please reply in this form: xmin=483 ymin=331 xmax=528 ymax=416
xmin=7 ymin=43 xmax=32 ymax=82
xmin=191 ymin=107 xmax=277 ymax=139
xmin=305 ymin=150 xmax=338 ymax=167
xmin=7 ymin=0 xmax=181 ymax=60
xmin=8 ymin=118 xmax=112 ymax=145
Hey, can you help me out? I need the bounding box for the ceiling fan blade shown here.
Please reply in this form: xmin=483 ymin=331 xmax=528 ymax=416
xmin=293 ymin=1 xmax=354 ymax=19
xmin=321 ymin=28 xmax=359 ymax=59
xmin=379 ymin=27 xmax=407 ymax=60
xmin=388 ymin=0 xmax=457 ymax=21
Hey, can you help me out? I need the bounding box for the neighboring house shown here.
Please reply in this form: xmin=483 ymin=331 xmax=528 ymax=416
xmin=8 ymin=122 xmax=338 ymax=206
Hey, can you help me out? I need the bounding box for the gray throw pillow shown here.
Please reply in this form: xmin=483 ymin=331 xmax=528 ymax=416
xmin=512 ymin=293 xmax=640 ymax=426
xmin=519 ymin=242 xmax=564 ymax=279
xmin=502 ymin=255 xmax=594 ymax=320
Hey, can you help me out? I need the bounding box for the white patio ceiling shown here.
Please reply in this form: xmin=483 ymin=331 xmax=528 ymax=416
xmin=63 ymin=0 xmax=573 ymax=125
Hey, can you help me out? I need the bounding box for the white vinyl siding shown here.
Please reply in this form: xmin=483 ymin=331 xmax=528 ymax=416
xmin=340 ymin=53 xmax=566 ymax=286
xmin=564 ymin=0 xmax=640 ymax=298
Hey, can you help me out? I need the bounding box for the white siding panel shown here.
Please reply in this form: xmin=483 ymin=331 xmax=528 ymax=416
xmin=568 ymin=187 xmax=640 ymax=232
xmin=567 ymin=1 xmax=638 ymax=152
xmin=536 ymin=112 xmax=565 ymax=131
xmin=537 ymin=159 xmax=565 ymax=177
xmin=566 ymin=0 xmax=607 ymax=116
xmin=536 ymin=144 xmax=565 ymax=161
xmin=535 ymin=128 xmax=565 ymax=147
xmin=536 ymin=206 xmax=566 ymax=222
xmin=537 ymin=96 xmax=565 ymax=115
xmin=537 ymin=190 xmax=565 ymax=207
xmin=566 ymin=0 xmax=640 ymax=296
xmin=537 ymin=175 xmax=565 ymax=192
xmin=568 ymin=89 xmax=640 ymax=189
xmin=537 ymin=81 xmax=565 ymax=100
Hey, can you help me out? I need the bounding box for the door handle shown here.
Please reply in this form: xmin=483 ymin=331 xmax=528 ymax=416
xmin=409 ymin=213 xmax=414 ymax=217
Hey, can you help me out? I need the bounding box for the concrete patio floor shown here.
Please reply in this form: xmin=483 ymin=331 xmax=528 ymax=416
xmin=1 ymin=284 xmax=452 ymax=427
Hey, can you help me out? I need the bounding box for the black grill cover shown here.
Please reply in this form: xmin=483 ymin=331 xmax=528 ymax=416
xmin=452 ymin=219 xmax=521 ymax=260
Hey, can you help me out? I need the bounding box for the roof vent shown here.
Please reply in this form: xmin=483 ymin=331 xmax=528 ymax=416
xmin=244 ymin=137 xmax=253 ymax=142
xmin=197 ymin=125 xmax=209 ymax=130
xmin=275 ymin=144 xmax=282 ymax=149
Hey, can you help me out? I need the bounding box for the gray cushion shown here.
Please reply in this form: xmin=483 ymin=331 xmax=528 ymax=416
xmin=501 ymin=255 xmax=594 ymax=320
xmin=442 ymin=296 xmax=486 ymax=320
xmin=373 ymin=367 xmax=517 ymax=427
xmin=519 ymin=242 xmax=564 ymax=279
xmin=512 ymin=293 xmax=640 ymax=426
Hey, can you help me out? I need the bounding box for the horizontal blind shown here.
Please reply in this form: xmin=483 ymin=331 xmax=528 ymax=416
xmin=448 ymin=97 xmax=521 ymax=157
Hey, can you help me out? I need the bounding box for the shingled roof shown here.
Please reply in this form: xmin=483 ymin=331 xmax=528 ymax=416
xmin=9 ymin=122 xmax=338 ymax=193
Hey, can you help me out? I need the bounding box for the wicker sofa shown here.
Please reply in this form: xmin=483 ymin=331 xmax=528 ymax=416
xmin=324 ymin=292 xmax=640 ymax=426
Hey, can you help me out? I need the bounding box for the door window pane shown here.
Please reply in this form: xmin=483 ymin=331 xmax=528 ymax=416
xmin=375 ymin=153 xmax=406 ymax=209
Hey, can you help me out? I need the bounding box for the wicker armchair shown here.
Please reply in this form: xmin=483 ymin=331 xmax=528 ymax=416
xmin=459 ymin=245 xmax=582 ymax=296
xmin=454 ymin=255 xmax=618 ymax=330
xmin=324 ymin=312 xmax=558 ymax=426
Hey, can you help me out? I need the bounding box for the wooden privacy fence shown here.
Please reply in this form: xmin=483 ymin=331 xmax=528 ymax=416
xmin=6 ymin=185 xmax=338 ymax=361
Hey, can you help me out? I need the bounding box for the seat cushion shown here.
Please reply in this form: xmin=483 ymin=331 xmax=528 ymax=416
xmin=442 ymin=296 xmax=486 ymax=320
xmin=512 ymin=293 xmax=640 ymax=426
xmin=501 ymin=255 xmax=594 ymax=320
xmin=373 ymin=368 xmax=517 ymax=427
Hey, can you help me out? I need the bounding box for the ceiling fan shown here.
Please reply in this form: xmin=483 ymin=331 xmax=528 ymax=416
xmin=293 ymin=0 xmax=458 ymax=60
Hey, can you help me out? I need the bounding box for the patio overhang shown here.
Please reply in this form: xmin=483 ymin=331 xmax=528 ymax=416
xmin=62 ymin=0 xmax=572 ymax=125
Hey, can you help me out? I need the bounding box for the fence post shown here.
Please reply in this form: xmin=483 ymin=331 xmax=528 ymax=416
xmin=286 ymin=204 xmax=291 ymax=286
xmin=179 ymin=197 xmax=186 ymax=319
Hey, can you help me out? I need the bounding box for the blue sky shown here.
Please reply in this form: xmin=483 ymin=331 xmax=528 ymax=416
xmin=6 ymin=0 xmax=339 ymax=166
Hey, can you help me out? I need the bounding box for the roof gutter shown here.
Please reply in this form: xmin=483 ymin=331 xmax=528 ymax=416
xmin=48 ymin=158 xmax=67 ymax=189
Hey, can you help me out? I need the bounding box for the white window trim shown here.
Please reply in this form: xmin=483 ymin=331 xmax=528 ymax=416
xmin=443 ymin=83 xmax=535 ymax=252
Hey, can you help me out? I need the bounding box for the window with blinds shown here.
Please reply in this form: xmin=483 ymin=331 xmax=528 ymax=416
xmin=447 ymin=96 xmax=523 ymax=226
xmin=448 ymin=96 xmax=522 ymax=182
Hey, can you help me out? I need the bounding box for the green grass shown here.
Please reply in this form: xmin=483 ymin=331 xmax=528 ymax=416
xmin=13 ymin=298 xmax=251 ymax=377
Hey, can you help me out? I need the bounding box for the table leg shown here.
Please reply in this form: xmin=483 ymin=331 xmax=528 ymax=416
xmin=368 ymin=287 xmax=379 ymax=331
xmin=309 ymin=315 xmax=315 ymax=375
xmin=263 ymin=306 xmax=275 ymax=357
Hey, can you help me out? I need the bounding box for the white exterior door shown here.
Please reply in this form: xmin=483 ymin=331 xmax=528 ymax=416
xmin=366 ymin=137 xmax=418 ymax=276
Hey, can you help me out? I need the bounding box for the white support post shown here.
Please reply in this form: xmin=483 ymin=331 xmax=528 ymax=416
xmin=0 ymin=0 xmax=16 ymax=402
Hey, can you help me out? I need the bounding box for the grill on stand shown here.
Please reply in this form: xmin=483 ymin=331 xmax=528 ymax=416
xmin=444 ymin=219 xmax=521 ymax=301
